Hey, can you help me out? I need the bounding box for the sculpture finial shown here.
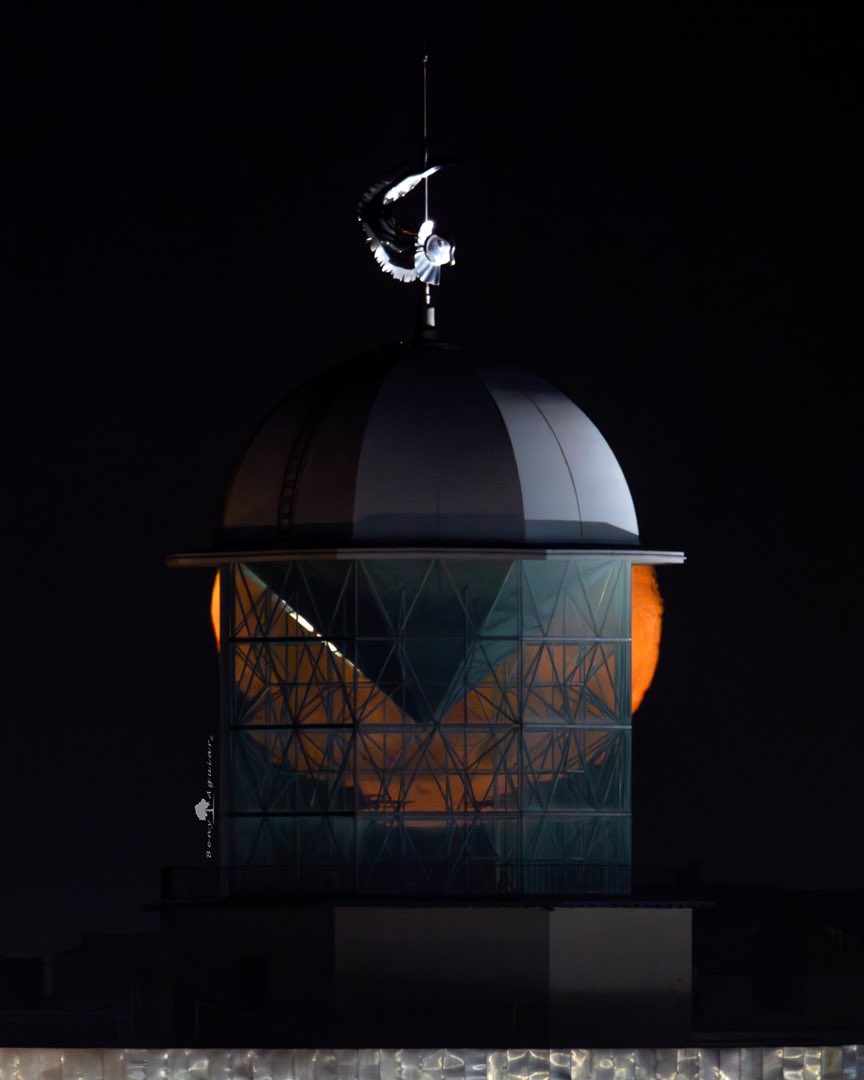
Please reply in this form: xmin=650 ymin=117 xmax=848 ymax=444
xmin=357 ymin=56 xmax=456 ymax=296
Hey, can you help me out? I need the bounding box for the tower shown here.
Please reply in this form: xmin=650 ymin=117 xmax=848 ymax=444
xmin=166 ymin=142 xmax=685 ymax=1046
xmin=174 ymin=342 xmax=682 ymax=899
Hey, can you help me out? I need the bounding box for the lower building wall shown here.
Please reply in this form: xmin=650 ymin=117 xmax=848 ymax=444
xmin=334 ymin=906 xmax=550 ymax=1044
xmin=549 ymin=907 xmax=692 ymax=1043
xmin=157 ymin=902 xmax=692 ymax=1045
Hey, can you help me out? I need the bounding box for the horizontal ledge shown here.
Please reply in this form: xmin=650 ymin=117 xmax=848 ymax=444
xmin=226 ymin=635 xmax=632 ymax=643
xmin=224 ymin=810 xmax=633 ymax=818
xmin=228 ymin=723 xmax=632 ymax=731
xmin=168 ymin=547 xmax=686 ymax=568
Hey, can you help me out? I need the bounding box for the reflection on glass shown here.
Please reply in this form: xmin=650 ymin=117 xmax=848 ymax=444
xmin=222 ymin=558 xmax=649 ymax=895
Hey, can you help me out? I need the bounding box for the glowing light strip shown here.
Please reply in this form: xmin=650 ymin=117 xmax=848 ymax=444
xmin=281 ymin=597 xmax=353 ymax=665
xmin=210 ymin=570 xmax=354 ymax=666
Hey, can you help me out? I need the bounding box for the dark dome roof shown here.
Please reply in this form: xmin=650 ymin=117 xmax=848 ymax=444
xmin=220 ymin=340 xmax=639 ymax=549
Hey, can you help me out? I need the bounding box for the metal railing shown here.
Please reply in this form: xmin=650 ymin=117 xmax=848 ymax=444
xmin=161 ymin=861 xmax=630 ymax=901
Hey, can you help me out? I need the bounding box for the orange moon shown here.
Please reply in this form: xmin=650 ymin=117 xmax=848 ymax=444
xmin=631 ymin=564 xmax=663 ymax=714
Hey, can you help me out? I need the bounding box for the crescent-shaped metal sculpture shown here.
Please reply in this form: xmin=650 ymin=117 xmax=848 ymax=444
xmin=357 ymin=158 xmax=456 ymax=287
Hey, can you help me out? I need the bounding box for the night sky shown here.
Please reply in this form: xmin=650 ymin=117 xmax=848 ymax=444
xmin=4 ymin=10 xmax=861 ymax=960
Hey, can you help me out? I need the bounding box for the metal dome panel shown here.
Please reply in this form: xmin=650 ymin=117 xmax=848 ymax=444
xmin=219 ymin=341 xmax=640 ymax=549
xmin=480 ymin=366 xmax=639 ymax=544
xmin=353 ymin=349 xmax=524 ymax=543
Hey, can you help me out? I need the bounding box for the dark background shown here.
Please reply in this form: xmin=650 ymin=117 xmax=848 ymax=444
xmin=3 ymin=9 xmax=861 ymax=960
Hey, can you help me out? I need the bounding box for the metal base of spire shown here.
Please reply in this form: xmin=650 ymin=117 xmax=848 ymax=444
xmin=415 ymin=299 xmax=437 ymax=341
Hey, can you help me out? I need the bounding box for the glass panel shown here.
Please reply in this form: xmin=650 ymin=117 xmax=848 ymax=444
xmin=522 ymin=558 xmax=629 ymax=639
xmin=521 ymin=642 xmax=629 ymax=725
xmin=223 ymin=556 xmax=633 ymax=896
xmin=229 ymin=729 xmax=354 ymax=813
xmin=522 ymin=730 xmax=629 ymax=811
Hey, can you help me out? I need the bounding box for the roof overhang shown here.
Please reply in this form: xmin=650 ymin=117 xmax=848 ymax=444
xmin=167 ymin=547 xmax=685 ymax=568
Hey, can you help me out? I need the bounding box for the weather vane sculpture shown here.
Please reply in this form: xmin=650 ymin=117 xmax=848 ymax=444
xmin=357 ymin=56 xmax=455 ymax=332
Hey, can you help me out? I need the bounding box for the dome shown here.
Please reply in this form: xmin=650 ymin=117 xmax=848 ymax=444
xmin=219 ymin=339 xmax=639 ymax=549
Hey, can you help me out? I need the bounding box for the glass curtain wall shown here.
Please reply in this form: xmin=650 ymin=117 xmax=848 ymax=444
xmin=221 ymin=556 xmax=632 ymax=896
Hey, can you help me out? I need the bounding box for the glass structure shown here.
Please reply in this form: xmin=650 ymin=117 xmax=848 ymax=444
xmin=220 ymin=555 xmax=633 ymax=897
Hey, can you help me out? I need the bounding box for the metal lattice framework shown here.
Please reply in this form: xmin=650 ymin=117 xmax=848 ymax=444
xmin=221 ymin=556 xmax=632 ymax=896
